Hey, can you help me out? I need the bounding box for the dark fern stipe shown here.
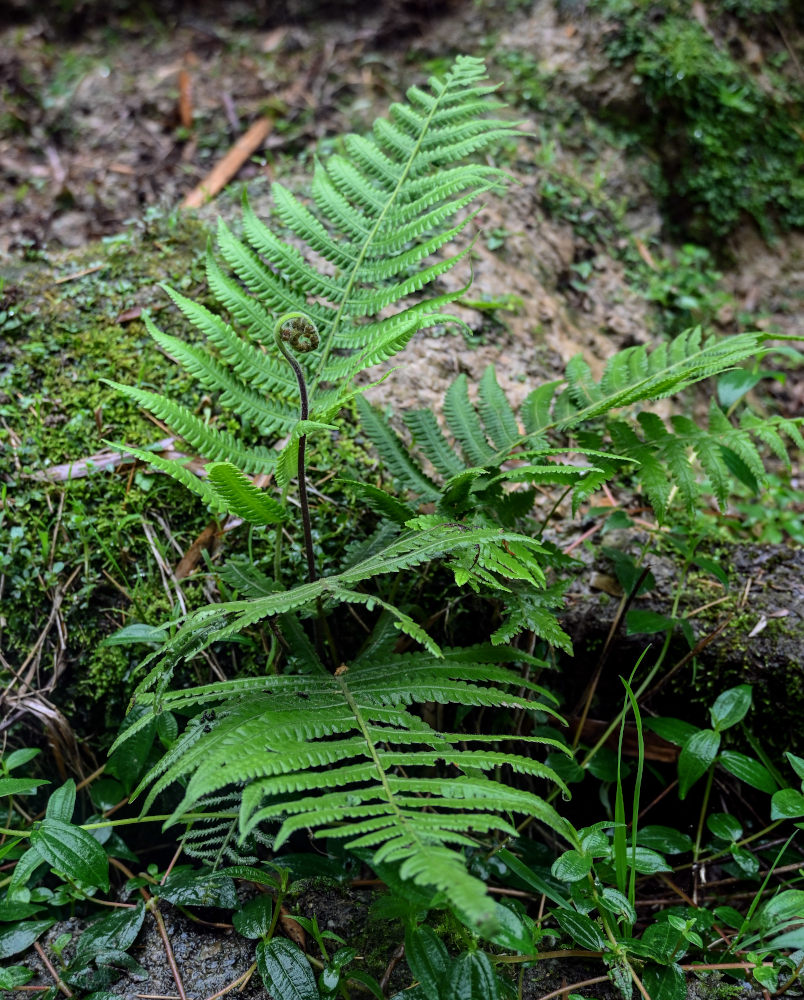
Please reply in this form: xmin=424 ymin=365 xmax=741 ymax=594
xmin=106 ymin=54 xmax=802 ymax=934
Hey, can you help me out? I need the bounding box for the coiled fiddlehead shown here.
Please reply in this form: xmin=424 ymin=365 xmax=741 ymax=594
xmin=273 ymin=312 xmax=319 ymax=599
xmin=278 ymin=314 xmax=319 ymax=354
xmin=274 ymin=312 xmax=318 ymax=423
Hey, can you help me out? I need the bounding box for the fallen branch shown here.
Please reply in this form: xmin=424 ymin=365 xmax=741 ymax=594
xmin=181 ymin=117 xmax=273 ymax=210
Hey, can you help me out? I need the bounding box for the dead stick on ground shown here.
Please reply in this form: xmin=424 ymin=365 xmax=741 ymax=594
xmin=536 ymin=976 xmax=610 ymax=1000
xmin=203 ymin=963 xmax=256 ymax=1000
xmin=1 ymin=566 xmax=81 ymax=701
xmin=33 ymin=941 xmax=73 ymax=998
xmin=380 ymin=943 xmax=405 ymax=993
xmin=147 ymin=898 xmax=188 ymax=1000
xmin=54 ymin=264 xmax=105 ymax=285
xmin=181 ymin=117 xmax=273 ymax=210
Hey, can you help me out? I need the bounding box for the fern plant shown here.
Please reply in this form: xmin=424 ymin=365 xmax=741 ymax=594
xmin=107 ymin=55 xmax=800 ymax=935
xmin=109 ymin=56 xmax=583 ymax=933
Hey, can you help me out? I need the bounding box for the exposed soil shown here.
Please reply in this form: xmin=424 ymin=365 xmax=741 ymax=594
xmin=560 ymin=539 xmax=804 ymax=754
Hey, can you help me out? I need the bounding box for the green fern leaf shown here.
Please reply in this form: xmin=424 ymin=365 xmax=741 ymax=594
xmin=477 ymin=365 xmax=520 ymax=450
xmin=103 ymin=441 xmax=221 ymax=510
xmin=557 ymin=329 xmax=760 ymax=430
xmin=102 ymin=382 xmax=276 ymax=475
xmin=206 ymin=462 xmax=287 ymax=525
xmin=444 ymin=375 xmax=495 ymax=465
xmin=438 ymin=468 xmax=488 ymax=515
xmin=338 ymin=480 xmax=417 ymax=525
xmin=403 ymin=409 xmax=465 ymax=480
xmin=160 ymin=285 xmax=296 ymax=396
xmin=356 ymin=397 xmax=440 ymax=500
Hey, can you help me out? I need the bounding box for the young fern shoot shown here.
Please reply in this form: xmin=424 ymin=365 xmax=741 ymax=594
xmin=273 ymin=312 xmax=319 ymax=585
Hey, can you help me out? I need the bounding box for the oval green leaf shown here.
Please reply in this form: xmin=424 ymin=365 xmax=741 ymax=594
xmin=706 ymin=812 xmax=742 ymax=843
xmin=625 ymin=610 xmax=677 ymax=635
xmin=627 ymin=847 xmax=673 ymax=875
xmin=31 ymin=818 xmax=109 ymax=892
xmin=551 ymin=850 xmax=592 ymax=883
xmin=0 ymin=919 xmax=55 ymax=960
xmin=678 ymin=729 xmax=720 ymax=800
xmin=45 ymin=780 xmax=76 ymax=824
xmin=770 ymin=788 xmax=804 ymax=820
xmin=710 ymin=685 xmax=752 ymax=731
xmin=636 ymin=826 xmax=692 ymax=855
xmin=232 ymin=895 xmax=274 ymax=940
xmin=719 ymin=751 xmax=778 ymax=794
xmin=785 ymin=752 xmax=804 ymax=781
xmin=72 ymin=900 xmax=146 ymax=968
xmin=0 ymin=778 xmax=49 ymax=797
xmin=0 ymin=966 xmax=34 ymax=990
xmin=447 ymin=951 xmax=499 ymax=1000
xmin=405 ymin=924 xmax=450 ymax=1000
xmin=256 ymin=938 xmax=318 ymax=1000
xmin=554 ymin=910 xmax=606 ymax=951
xmin=644 ymin=717 xmax=698 ymax=748
xmin=760 ymin=889 xmax=804 ymax=932
xmin=643 ymin=962 xmax=687 ymax=1000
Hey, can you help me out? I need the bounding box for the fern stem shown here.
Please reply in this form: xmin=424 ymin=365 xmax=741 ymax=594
xmin=335 ymin=670 xmax=422 ymax=844
xmin=296 ymin=437 xmax=316 ymax=586
xmin=273 ymin=313 xmax=339 ymax=666
xmin=536 ymin=483 xmax=573 ymax=537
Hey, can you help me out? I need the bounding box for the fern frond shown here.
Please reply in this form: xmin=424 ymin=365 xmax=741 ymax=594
xmin=161 ymin=283 xmax=296 ymax=394
xmin=740 ymin=409 xmax=804 ymax=462
xmin=338 ymin=480 xmax=416 ymax=525
xmin=103 ymin=441 xmax=222 ymax=510
xmin=122 ymin=523 xmax=545 ymax=697
xmin=206 ymin=462 xmax=287 ymax=525
xmin=102 ymin=382 xmax=276 ymax=475
xmin=444 ymin=375 xmax=496 ymax=465
xmin=111 ymin=55 xmax=521 ymax=512
xmin=127 ymin=627 xmax=575 ymax=931
xmin=356 ymin=396 xmax=440 ymax=500
xmin=477 ymin=365 xmax=520 ymax=450
xmin=179 ymin=791 xmax=271 ymax=866
xmin=554 ymin=329 xmax=760 ymax=431
xmin=610 ymin=404 xmax=803 ymax=517
xmin=403 ymin=409 xmax=465 ymax=479
xmin=356 ymin=331 xmax=782 ymax=531
xmin=146 ymin=319 xmax=296 ymax=434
